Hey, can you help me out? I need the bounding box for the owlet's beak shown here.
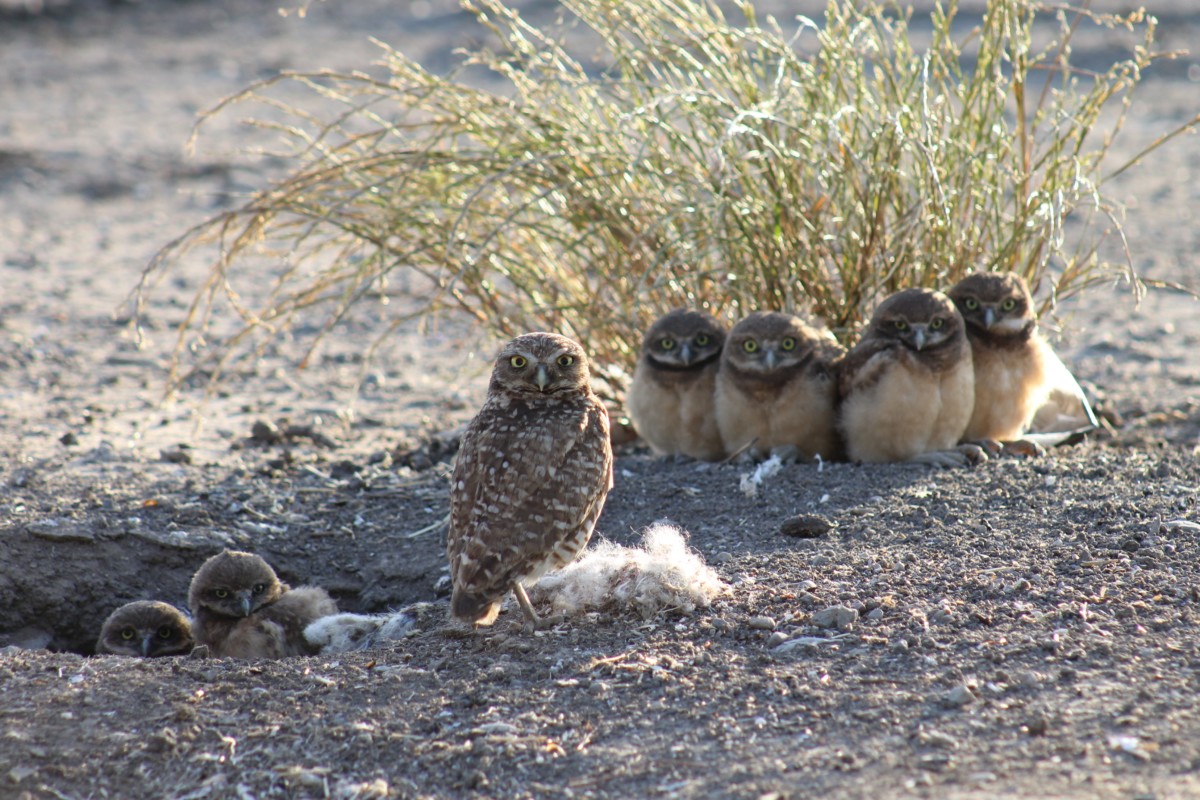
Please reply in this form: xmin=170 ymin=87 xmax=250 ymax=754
xmin=911 ymin=326 xmax=927 ymax=351
xmin=534 ymin=363 xmax=551 ymax=391
xmin=983 ymin=307 xmax=996 ymax=328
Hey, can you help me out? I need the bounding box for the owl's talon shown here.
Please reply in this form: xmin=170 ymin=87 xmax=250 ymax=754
xmin=956 ymin=443 xmax=988 ymax=465
xmin=1001 ymin=438 xmax=1046 ymax=458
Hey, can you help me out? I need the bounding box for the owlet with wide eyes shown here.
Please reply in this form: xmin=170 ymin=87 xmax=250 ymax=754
xmin=714 ymin=311 xmax=844 ymax=461
xmin=948 ymin=271 xmax=1059 ymax=442
xmin=625 ymin=308 xmax=727 ymax=461
xmin=188 ymin=550 xmax=337 ymax=659
xmin=837 ymin=288 xmax=976 ymax=464
xmin=96 ymin=601 xmax=194 ymax=657
xmin=447 ymin=332 xmax=613 ymax=629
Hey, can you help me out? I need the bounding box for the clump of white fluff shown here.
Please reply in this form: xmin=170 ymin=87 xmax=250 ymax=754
xmin=304 ymin=606 xmax=427 ymax=654
xmin=532 ymin=522 xmax=730 ymax=618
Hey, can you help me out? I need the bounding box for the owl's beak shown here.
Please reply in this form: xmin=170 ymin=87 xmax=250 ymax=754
xmin=763 ymin=348 xmax=778 ymax=370
xmin=534 ymin=364 xmax=551 ymax=391
xmin=237 ymin=592 xmax=253 ymax=617
xmin=679 ymin=342 xmax=693 ymax=363
xmin=983 ymin=307 xmax=996 ymax=328
xmin=140 ymin=635 xmax=155 ymax=657
xmin=911 ymin=326 xmax=927 ymax=351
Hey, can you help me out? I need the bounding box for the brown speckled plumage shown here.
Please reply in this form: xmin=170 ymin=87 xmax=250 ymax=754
xmin=447 ymin=332 xmax=613 ymax=626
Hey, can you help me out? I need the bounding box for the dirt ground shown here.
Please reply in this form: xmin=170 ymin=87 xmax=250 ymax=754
xmin=2 ymin=0 xmax=1199 ymax=798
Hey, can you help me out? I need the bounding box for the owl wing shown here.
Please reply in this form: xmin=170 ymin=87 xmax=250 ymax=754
xmin=1025 ymin=344 xmax=1099 ymax=446
xmin=256 ymin=588 xmax=339 ymax=656
xmin=836 ymin=338 xmax=898 ymax=400
xmin=449 ymin=398 xmax=612 ymax=596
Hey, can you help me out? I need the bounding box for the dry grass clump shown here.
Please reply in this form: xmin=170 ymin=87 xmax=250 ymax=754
xmin=139 ymin=0 xmax=1197 ymax=390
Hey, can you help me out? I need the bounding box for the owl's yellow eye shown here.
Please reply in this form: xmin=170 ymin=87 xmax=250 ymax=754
xmin=963 ymin=298 xmax=979 ymax=310
xmin=780 ymin=337 xmax=796 ymax=351
xmin=157 ymin=626 xmax=175 ymax=639
xmin=742 ymin=340 xmax=758 ymax=353
xmin=121 ymin=628 xmax=136 ymax=640
xmin=214 ymin=589 xmax=229 ymax=599
xmin=251 ymin=583 xmax=267 ymax=595
xmin=509 ymin=356 xmax=527 ymax=369
xmin=659 ymin=338 xmax=675 ymax=350
xmin=893 ymin=320 xmax=908 ymax=331
xmin=557 ymin=355 xmax=575 ymax=367
xmin=694 ymin=334 xmax=710 ymax=347
xmin=930 ymin=318 xmax=945 ymax=330
xmin=1002 ymin=298 xmax=1017 ymax=311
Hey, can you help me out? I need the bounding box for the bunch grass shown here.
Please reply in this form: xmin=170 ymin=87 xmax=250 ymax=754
xmin=139 ymin=0 xmax=1198 ymax=391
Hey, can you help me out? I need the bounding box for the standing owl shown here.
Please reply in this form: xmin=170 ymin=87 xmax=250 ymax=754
xmin=96 ymin=601 xmax=194 ymax=657
xmin=947 ymin=271 xmax=1057 ymax=442
xmin=625 ymin=309 xmax=727 ymax=461
xmin=448 ymin=332 xmax=614 ymax=629
xmin=188 ymin=550 xmax=337 ymax=659
xmin=837 ymin=288 xmax=976 ymax=463
xmin=714 ymin=311 xmax=844 ymax=461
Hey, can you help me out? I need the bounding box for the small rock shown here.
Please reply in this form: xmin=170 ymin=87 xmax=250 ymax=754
xmin=920 ymin=729 xmax=959 ymax=749
xmin=59 ymin=432 xmax=78 ymax=446
xmin=811 ymin=605 xmax=858 ymax=630
xmin=766 ymin=631 xmax=790 ymax=648
xmin=865 ymin=607 xmax=884 ymax=621
xmin=713 ymin=551 xmax=734 ymax=565
xmin=779 ymin=514 xmax=833 ymax=538
xmin=748 ymin=615 xmax=777 ymax=631
xmin=941 ymin=685 xmax=977 ymax=708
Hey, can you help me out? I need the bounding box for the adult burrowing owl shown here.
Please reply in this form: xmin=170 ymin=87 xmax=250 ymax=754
xmin=714 ymin=311 xmax=844 ymax=461
xmin=188 ymin=550 xmax=337 ymax=659
xmin=448 ymin=332 xmax=613 ymax=628
xmin=837 ymin=289 xmax=975 ymax=463
xmin=96 ymin=601 xmax=194 ymax=657
xmin=948 ymin=271 xmax=1056 ymax=442
xmin=626 ymin=309 xmax=727 ymax=461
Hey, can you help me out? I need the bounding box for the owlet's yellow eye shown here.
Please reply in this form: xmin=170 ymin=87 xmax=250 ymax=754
xmin=509 ymin=355 xmax=527 ymax=369
xmin=742 ymin=340 xmax=758 ymax=353
xmin=930 ymin=318 xmax=945 ymax=330
xmin=557 ymin=355 xmax=574 ymax=367
xmin=157 ymin=626 xmax=175 ymax=639
xmin=121 ymin=628 xmax=136 ymax=640
xmin=694 ymin=334 xmax=710 ymax=347
xmin=659 ymin=338 xmax=675 ymax=350
xmin=780 ymin=337 xmax=796 ymax=351
xmin=214 ymin=589 xmax=229 ymax=599
xmin=893 ymin=320 xmax=908 ymax=331
xmin=1002 ymin=298 xmax=1017 ymax=311
xmin=252 ymin=583 xmax=267 ymax=595
xmin=963 ymin=298 xmax=979 ymax=310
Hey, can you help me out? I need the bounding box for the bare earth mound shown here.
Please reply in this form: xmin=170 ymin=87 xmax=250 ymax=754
xmin=1 ymin=1 xmax=1198 ymax=798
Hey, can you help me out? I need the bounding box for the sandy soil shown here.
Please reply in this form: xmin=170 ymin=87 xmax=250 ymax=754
xmin=1 ymin=1 xmax=1199 ymax=798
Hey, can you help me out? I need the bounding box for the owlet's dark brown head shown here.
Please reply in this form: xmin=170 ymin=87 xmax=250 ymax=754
xmin=188 ymin=550 xmax=286 ymax=620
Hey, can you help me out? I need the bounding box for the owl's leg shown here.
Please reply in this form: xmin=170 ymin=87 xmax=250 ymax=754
xmin=512 ymin=584 xmax=563 ymax=631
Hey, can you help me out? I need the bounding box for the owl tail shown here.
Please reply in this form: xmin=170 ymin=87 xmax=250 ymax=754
xmin=451 ymin=588 xmax=502 ymax=626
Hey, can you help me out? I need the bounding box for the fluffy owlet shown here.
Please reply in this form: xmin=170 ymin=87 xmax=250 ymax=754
xmin=837 ymin=288 xmax=975 ymax=463
xmin=947 ymin=271 xmax=1057 ymax=442
xmin=96 ymin=601 xmax=194 ymax=657
xmin=447 ymin=332 xmax=614 ymax=628
xmin=713 ymin=311 xmax=844 ymax=461
xmin=188 ymin=550 xmax=338 ymax=659
xmin=625 ymin=308 xmax=727 ymax=461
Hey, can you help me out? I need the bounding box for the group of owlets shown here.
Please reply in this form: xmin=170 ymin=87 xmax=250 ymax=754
xmin=629 ymin=271 xmax=1061 ymax=464
xmin=97 ymin=550 xmax=337 ymax=658
xmin=96 ymin=270 xmax=1068 ymax=656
